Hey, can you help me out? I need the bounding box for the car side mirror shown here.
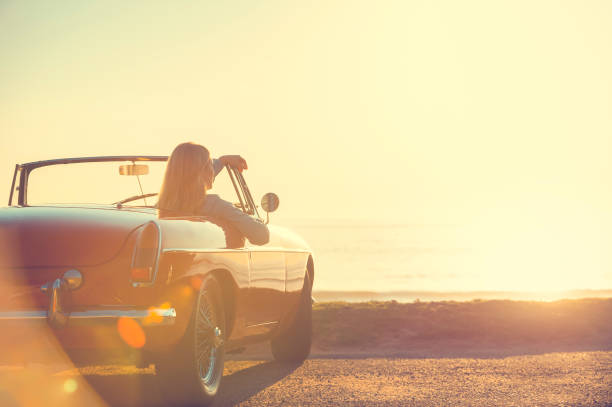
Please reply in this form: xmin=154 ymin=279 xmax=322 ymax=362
xmin=119 ymin=164 xmax=149 ymax=176
xmin=261 ymin=193 xmax=279 ymax=213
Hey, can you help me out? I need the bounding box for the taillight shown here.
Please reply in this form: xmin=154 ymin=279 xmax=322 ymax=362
xmin=131 ymin=222 xmax=160 ymax=285
xmin=130 ymin=267 xmax=152 ymax=281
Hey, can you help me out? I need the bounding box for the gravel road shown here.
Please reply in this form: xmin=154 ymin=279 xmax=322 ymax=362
xmin=217 ymin=352 xmax=611 ymax=407
xmin=1 ymin=351 xmax=610 ymax=406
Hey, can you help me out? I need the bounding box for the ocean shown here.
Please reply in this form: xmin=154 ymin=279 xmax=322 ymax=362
xmin=280 ymin=219 xmax=612 ymax=302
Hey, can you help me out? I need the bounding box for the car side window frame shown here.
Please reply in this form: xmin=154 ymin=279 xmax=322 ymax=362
xmin=225 ymin=166 xmax=261 ymax=219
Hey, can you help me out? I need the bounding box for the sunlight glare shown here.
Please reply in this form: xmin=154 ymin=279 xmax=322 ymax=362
xmin=471 ymin=199 xmax=611 ymax=293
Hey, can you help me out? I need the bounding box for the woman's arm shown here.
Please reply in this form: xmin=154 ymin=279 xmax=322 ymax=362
xmin=205 ymin=195 xmax=269 ymax=245
xmin=212 ymin=155 xmax=248 ymax=177
xmin=220 ymin=202 xmax=269 ymax=245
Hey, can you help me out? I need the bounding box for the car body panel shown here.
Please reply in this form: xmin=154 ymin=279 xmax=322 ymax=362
xmin=0 ymin=206 xmax=148 ymax=268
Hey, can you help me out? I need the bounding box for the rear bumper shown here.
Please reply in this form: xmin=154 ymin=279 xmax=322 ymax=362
xmin=0 ymin=308 xmax=176 ymax=326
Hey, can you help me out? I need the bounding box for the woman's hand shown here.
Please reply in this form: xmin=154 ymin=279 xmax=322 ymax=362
xmin=218 ymin=155 xmax=248 ymax=172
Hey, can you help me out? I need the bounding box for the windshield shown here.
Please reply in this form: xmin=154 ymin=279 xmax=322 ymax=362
xmin=26 ymin=161 xmax=167 ymax=207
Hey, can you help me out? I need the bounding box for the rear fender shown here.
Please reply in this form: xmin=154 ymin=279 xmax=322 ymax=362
xmin=144 ymin=279 xmax=197 ymax=349
xmin=208 ymin=269 xmax=238 ymax=340
xmin=149 ymin=268 xmax=238 ymax=348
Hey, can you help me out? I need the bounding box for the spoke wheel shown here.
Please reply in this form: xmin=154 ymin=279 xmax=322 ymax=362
xmin=156 ymin=275 xmax=226 ymax=406
xmin=194 ymin=279 xmax=225 ymax=393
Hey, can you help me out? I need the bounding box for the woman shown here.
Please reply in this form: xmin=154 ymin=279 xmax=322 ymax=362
xmin=158 ymin=142 xmax=269 ymax=245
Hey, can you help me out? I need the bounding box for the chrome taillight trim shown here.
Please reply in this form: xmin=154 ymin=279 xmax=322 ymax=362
xmin=131 ymin=220 xmax=162 ymax=288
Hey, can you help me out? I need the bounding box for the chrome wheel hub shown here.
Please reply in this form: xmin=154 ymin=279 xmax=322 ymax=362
xmin=213 ymin=327 xmax=223 ymax=347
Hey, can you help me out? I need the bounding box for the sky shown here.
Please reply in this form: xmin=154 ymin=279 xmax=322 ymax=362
xmin=1 ymin=0 xmax=611 ymax=225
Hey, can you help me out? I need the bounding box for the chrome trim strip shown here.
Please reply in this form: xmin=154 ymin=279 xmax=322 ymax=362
xmin=131 ymin=220 xmax=163 ymax=288
xmin=20 ymin=156 xmax=168 ymax=171
xmin=162 ymin=248 xmax=246 ymax=254
xmin=246 ymin=321 xmax=279 ymax=328
xmin=0 ymin=308 xmax=176 ymax=326
xmin=163 ymin=247 xmax=310 ymax=254
xmin=0 ymin=311 xmax=47 ymax=319
xmin=69 ymin=307 xmax=176 ymax=326
xmin=247 ymin=248 xmax=311 ymax=253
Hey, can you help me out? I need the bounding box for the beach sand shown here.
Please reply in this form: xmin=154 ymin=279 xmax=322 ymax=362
xmin=232 ymin=297 xmax=612 ymax=359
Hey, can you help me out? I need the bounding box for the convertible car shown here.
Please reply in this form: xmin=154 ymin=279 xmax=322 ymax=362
xmin=0 ymin=156 xmax=314 ymax=405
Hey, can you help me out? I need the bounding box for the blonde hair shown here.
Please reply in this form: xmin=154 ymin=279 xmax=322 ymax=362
xmin=158 ymin=142 xmax=213 ymax=217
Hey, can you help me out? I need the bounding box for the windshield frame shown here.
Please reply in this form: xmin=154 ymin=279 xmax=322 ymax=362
xmin=10 ymin=156 xmax=168 ymax=207
xmin=10 ymin=156 xmax=262 ymax=220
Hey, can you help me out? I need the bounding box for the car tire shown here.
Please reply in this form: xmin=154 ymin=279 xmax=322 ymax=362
xmin=270 ymin=272 xmax=312 ymax=362
xmin=156 ymin=275 xmax=226 ymax=406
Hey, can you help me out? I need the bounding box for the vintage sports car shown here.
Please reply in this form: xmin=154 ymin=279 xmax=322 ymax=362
xmin=0 ymin=156 xmax=314 ymax=405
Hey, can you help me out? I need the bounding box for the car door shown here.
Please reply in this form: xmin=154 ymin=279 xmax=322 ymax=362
xmin=209 ymin=167 xmax=287 ymax=328
xmin=246 ymin=229 xmax=286 ymax=327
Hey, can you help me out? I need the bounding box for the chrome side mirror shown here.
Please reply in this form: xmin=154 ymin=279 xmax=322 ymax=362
xmin=261 ymin=193 xmax=279 ymax=213
xmin=260 ymin=193 xmax=279 ymax=224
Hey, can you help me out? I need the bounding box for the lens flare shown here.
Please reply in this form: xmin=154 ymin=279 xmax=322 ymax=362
xmin=117 ymin=317 xmax=146 ymax=348
xmin=144 ymin=302 xmax=173 ymax=325
xmin=63 ymin=378 xmax=78 ymax=393
xmin=144 ymin=308 xmax=163 ymax=325
xmin=190 ymin=276 xmax=203 ymax=291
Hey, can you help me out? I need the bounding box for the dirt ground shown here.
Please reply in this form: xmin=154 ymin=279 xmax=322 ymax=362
xmin=217 ymin=352 xmax=612 ymax=407
xmin=1 ymin=299 xmax=611 ymax=406
xmin=0 ymin=352 xmax=610 ymax=406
